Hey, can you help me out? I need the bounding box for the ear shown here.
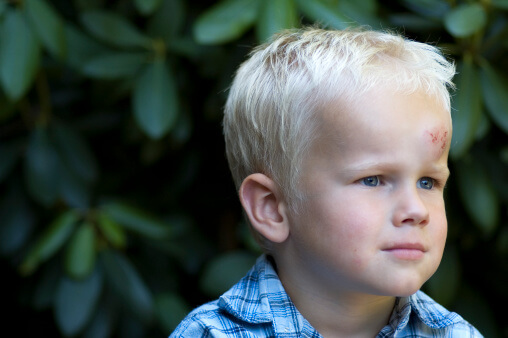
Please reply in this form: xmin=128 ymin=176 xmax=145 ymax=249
xmin=239 ymin=173 xmax=290 ymax=243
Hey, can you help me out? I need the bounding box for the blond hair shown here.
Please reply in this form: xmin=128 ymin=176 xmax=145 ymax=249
xmin=223 ymin=27 xmax=455 ymax=244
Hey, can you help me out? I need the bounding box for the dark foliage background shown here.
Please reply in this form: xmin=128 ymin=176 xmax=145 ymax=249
xmin=1 ymin=0 xmax=507 ymax=336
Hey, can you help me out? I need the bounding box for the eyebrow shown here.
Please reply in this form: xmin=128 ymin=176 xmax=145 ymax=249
xmin=342 ymin=161 xmax=450 ymax=178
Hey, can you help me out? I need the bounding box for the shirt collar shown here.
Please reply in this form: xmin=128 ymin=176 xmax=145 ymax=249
xmin=389 ymin=290 xmax=465 ymax=332
xmin=217 ymin=254 xmax=460 ymax=336
xmin=216 ymin=255 xmax=272 ymax=324
xmin=217 ymin=254 xmax=317 ymax=335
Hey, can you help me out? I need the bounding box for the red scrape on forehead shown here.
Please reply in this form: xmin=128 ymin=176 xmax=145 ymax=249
xmin=425 ymin=129 xmax=448 ymax=157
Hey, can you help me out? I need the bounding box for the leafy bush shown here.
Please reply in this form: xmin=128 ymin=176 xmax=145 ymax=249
xmin=1 ymin=0 xmax=507 ymax=336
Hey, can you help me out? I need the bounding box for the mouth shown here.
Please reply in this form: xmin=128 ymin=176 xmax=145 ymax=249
xmin=382 ymin=243 xmax=427 ymax=260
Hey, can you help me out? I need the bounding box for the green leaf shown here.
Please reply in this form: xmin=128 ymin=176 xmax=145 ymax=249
xmin=193 ymin=0 xmax=258 ymax=45
xmin=480 ymin=61 xmax=508 ymax=134
xmin=80 ymin=10 xmax=151 ymax=48
xmin=134 ymin=0 xmax=163 ymax=16
xmin=400 ymin=0 xmax=450 ymax=18
xmin=96 ymin=212 xmax=127 ymax=249
xmin=474 ymin=112 xmax=490 ymax=141
xmin=20 ymin=210 xmax=79 ymax=275
xmin=55 ymin=267 xmax=103 ymax=336
xmin=52 ymin=122 xmax=98 ymax=183
xmin=0 ymin=142 xmax=19 ymax=183
xmin=83 ymin=52 xmax=147 ymax=79
xmin=444 ymin=3 xmax=487 ymax=38
xmin=101 ymin=250 xmax=153 ymax=322
xmin=64 ymin=24 xmax=109 ymax=71
xmin=24 ymin=0 xmax=66 ymax=59
xmin=101 ymin=201 xmax=173 ymax=239
xmin=0 ymin=9 xmax=41 ymax=100
xmin=424 ymin=246 xmax=460 ymax=307
xmin=58 ymin=160 xmax=92 ymax=209
xmin=133 ymin=60 xmax=179 ymax=139
xmin=155 ymin=293 xmax=190 ymax=333
xmin=336 ymin=0 xmax=382 ymax=27
xmin=147 ymin=0 xmax=184 ymax=43
xmin=82 ymin=301 xmax=115 ymax=338
xmin=455 ymin=157 xmax=499 ymax=236
xmin=0 ymin=187 xmax=35 ymax=255
xmin=24 ymin=127 xmax=60 ymax=206
xmin=257 ymin=0 xmax=298 ymax=42
xmin=450 ymin=58 xmax=482 ymax=159
xmin=344 ymin=0 xmax=377 ymax=14
xmin=200 ymin=251 xmax=257 ymax=297
xmin=491 ymin=0 xmax=508 ymax=10
xmin=477 ymin=148 xmax=508 ymax=203
xmin=0 ymin=1 xmax=6 ymax=17
xmin=65 ymin=222 xmax=96 ymax=279
xmin=295 ymin=0 xmax=351 ymax=30
xmin=166 ymin=37 xmax=202 ymax=59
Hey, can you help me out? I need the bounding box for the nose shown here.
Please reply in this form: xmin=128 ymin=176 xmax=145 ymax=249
xmin=392 ymin=186 xmax=430 ymax=227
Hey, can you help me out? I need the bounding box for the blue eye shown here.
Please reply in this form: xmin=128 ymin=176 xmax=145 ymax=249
xmin=418 ymin=177 xmax=434 ymax=190
xmin=361 ymin=176 xmax=379 ymax=187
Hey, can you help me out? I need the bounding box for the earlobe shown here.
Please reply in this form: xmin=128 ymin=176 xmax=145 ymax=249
xmin=239 ymin=174 xmax=290 ymax=244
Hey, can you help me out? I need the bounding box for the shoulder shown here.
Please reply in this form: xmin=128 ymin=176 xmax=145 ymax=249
xmin=169 ymin=301 xmax=219 ymax=337
xmin=169 ymin=300 xmax=275 ymax=338
xmin=169 ymin=255 xmax=276 ymax=338
xmin=169 ymin=300 xmax=255 ymax=337
xmin=406 ymin=290 xmax=483 ymax=337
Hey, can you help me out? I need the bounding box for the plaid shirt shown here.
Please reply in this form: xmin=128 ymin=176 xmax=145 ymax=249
xmin=171 ymin=255 xmax=483 ymax=337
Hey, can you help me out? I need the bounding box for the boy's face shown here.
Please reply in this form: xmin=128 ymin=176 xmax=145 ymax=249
xmin=282 ymin=87 xmax=450 ymax=298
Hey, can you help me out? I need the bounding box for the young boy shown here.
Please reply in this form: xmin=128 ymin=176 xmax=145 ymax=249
xmin=171 ymin=28 xmax=483 ymax=337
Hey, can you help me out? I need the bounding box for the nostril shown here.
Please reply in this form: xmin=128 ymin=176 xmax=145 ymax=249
xmin=401 ymin=214 xmax=429 ymax=226
xmin=402 ymin=217 xmax=429 ymax=226
xmin=402 ymin=218 xmax=419 ymax=225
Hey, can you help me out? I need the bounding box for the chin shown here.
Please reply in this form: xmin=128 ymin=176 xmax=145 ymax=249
xmin=377 ymin=279 xmax=425 ymax=297
xmin=378 ymin=268 xmax=436 ymax=297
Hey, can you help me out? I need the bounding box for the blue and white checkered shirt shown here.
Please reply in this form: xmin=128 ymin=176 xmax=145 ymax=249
xmin=171 ymin=255 xmax=483 ymax=337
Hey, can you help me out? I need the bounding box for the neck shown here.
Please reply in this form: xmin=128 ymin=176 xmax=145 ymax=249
xmin=276 ymin=261 xmax=396 ymax=338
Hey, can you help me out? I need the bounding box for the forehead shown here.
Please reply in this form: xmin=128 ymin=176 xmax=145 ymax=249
xmin=310 ymin=87 xmax=452 ymax=159
xmin=322 ymin=85 xmax=450 ymax=129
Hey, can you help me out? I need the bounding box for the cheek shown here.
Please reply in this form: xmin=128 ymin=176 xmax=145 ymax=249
xmin=325 ymin=192 xmax=386 ymax=237
xmin=292 ymin=193 xmax=384 ymax=262
xmin=430 ymin=204 xmax=448 ymax=248
xmin=322 ymin=202 xmax=380 ymax=262
xmin=320 ymin=198 xmax=372 ymax=233
xmin=436 ymin=217 xmax=448 ymax=247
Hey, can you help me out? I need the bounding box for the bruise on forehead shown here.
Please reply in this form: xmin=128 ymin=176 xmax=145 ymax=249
xmin=425 ymin=128 xmax=449 ymax=158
